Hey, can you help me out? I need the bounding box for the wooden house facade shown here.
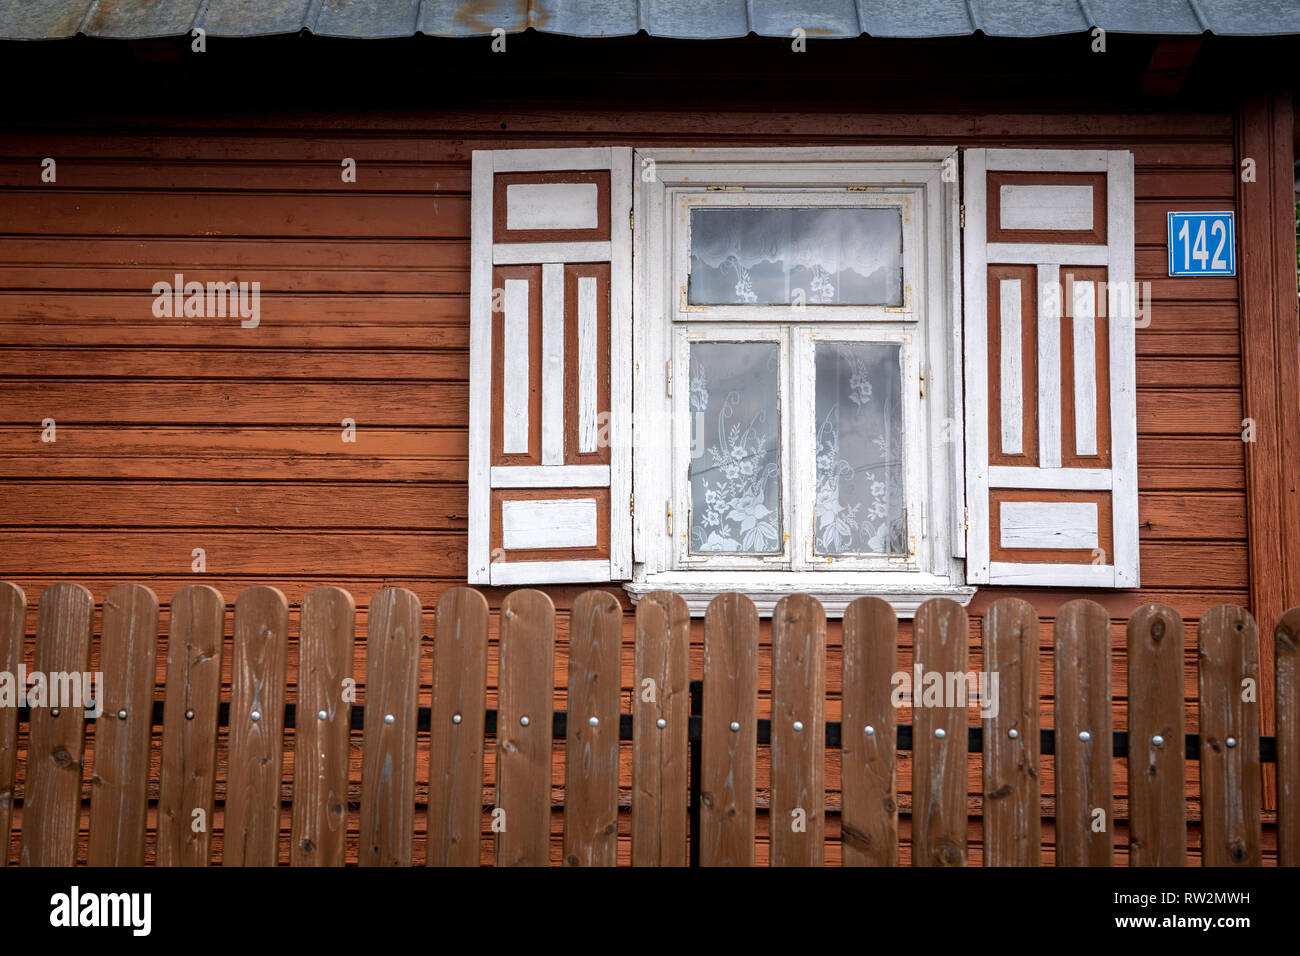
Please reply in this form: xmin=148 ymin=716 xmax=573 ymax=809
xmin=0 ymin=6 xmax=1298 ymax=864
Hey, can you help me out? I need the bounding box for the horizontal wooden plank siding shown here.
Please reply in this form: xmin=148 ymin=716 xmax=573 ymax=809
xmin=0 ymin=95 xmax=1254 ymax=864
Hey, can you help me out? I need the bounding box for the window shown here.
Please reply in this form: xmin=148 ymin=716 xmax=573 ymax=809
xmin=466 ymin=146 xmax=1139 ymax=616
xmin=627 ymin=150 xmax=969 ymax=614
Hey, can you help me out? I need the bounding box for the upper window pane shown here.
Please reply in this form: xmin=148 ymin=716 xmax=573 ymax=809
xmin=689 ymin=342 xmax=782 ymax=555
xmin=688 ymin=207 xmax=903 ymax=306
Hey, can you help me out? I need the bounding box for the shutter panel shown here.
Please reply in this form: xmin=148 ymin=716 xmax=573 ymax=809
xmin=468 ymin=148 xmax=632 ymax=585
xmin=962 ymin=149 xmax=1138 ymax=587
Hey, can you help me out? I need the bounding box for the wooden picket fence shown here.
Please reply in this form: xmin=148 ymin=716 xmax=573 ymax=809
xmin=1 ymin=580 xmax=1298 ymax=866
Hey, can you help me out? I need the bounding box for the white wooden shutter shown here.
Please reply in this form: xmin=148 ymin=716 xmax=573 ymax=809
xmin=468 ymin=148 xmax=632 ymax=585
xmin=962 ymin=148 xmax=1138 ymax=587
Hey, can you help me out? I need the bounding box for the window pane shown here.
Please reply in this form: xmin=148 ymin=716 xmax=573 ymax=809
xmin=688 ymin=207 xmax=903 ymax=306
xmin=689 ymin=342 xmax=782 ymax=554
xmin=814 ymin=342 xmax=905 ymax=555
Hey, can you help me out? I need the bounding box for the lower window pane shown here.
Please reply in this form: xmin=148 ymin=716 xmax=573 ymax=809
xmin=689 ymin=342 xmax=782 ymax=554
xmin=814 ymin=342 xmax=905 ymax=555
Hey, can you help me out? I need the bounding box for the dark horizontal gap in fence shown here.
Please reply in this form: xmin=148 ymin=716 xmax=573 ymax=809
xmin=16 ymin=682 xmax=1278 ymax=764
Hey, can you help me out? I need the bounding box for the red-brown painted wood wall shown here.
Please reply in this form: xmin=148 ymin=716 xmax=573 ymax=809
xmin=0 ymin=33 xmax=1283 ymax=863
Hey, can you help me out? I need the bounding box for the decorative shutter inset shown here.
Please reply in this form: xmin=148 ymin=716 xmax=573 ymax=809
xmin=468 ymin=148 xmax=632 ymax=584
xmin=962 ymin=149 xmax=1138 ymax=587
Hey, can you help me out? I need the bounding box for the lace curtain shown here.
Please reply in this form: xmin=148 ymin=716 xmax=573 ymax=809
xmin=688 ymin=207 xmax=903 ymax=306
xmin=687 ymin=341 xmax=904 ymax=556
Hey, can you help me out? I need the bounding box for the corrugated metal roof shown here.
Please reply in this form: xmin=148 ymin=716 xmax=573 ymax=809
xmin=1 ymin=0 xmax=1298 ymax=41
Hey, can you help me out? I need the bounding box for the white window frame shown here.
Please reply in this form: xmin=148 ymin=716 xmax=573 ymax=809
xmin=627 ymin=147 xmax=973 ymax=618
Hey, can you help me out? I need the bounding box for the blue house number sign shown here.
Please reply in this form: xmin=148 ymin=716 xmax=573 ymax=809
xmin=1167 ymin=211 xmax=1235 ymax=276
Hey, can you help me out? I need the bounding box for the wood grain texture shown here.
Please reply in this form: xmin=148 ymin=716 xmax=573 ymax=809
xmin=563 ymin=590 xmax=622 ymax=866
xmin=982 ymin=598 xmax=1041 ymax=866
xmin=1198 ymin=605 xmax=1261 ymax=866
xmin=20 ymin=582 xmax=93 ymax=867
xmin=840 ymin=596 xmax=898 ymax=866
xmin=1278 ymin=607 xmax=1300 ymax=866
xmin=1126 ymin=603 xmax=1186 ymax=866
xmin=224 ymin=585 xmax=289 ymax=867
xmin=1237 ymin=93 xmax=1300 ymax=813
xmin=0 ymin=582 xmax=24 ymax=867
xmin=769 ymin=593 xmax=825 ymax=867
xmin=427 ymin=586 xmax=489 ymax=867
xmin=701 ymin=593 xmax=758 ymax=867
xmin=88 ymin=583 xmax=159 ymax=866
xmin=290 ymin=585 xmax=354 ymax=866
xmin=495 ymin=589 xmax=555 ymax=866
xmin=631 ymin=590 xmax=690 ymax=867
xmin=157 ymin=584 xmax=224 ymax=866
xmin=912 ymin=598 xmax=969 ymax=867
xmin=360 ymin=587 xmax=422 ymax=867
xmin=1053 ymin=599 xmax=1113 ymax=866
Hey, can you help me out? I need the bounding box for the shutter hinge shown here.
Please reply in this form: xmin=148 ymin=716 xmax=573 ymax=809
xmin=962 ymin=506 xmax=970 ymax=532
xmin=629 ymin=208 xmax=634 ymax=231
xmin=666 ymin=358 xmax=673 ymax=396
xmin=706 ymin=185 xmax=742 ymax=191
xmin=666 ymin=500 xmax=672 ymax=536
xmin=960 ymin=204 xmax=966 ymax=229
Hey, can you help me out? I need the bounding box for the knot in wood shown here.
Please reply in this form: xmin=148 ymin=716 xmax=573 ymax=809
xmin=935 ymin=843 xmax=964 ymax=866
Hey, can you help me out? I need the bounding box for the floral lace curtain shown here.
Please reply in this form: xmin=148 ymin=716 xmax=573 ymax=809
xmin=688 ymin=342 xmax=782 ymax=553
xmin=688 ymin=207 xmax=903 ymax=306
xmin=812 ymin=342 xmax=905 ymax=555
xmin=687 ymin=341 xmax=904 ymax=556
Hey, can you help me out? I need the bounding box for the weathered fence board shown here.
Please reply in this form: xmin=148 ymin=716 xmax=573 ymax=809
xmin=701 ymin=593 xmax=758 ymax=867
xmin=982 ymin=597 xmax=1040 ymax=866
xmin=840 ymin=596 xmax=898 ymax=867
xmin=360 ymin=587 xmax=422 ymax=867
xmin=631 ymin=590 xmax=690 ymax=867
xmin=770 ymin=593 xmax=826 ymax=867
xmin=88 ymin=583 xmax=159 ymax=866
xmin=0 ymin=582 xmax=24 ymax=868
xmin=1054 ymin=599 xmax=1113 ymax=866
xmin=20 ymin=582 xmax=94 ymax=867
xmin=1198 ymin=605 xmax=1262 ymax=866
xmin=1127 ymin=603 xmax=1186 ymax=866
xmin=1279 ymin=606 xmax=1300 ymax=867
xmin=563 ymin=590 xmax=622 ymax=866
xmin=224 ymin=585 xmax=290 ymax=866
xmin=157 ymin=584 xmax=225 ymax=867
xmin=912 ymin=598 xmax=968 ymax=867
xmin=495 ymin=589 xmax=555 ymax=866
xmin=427 ymin=586 xmax=489 ymax=867
xmin=290 ymin=585 xmax=355 ymax=866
